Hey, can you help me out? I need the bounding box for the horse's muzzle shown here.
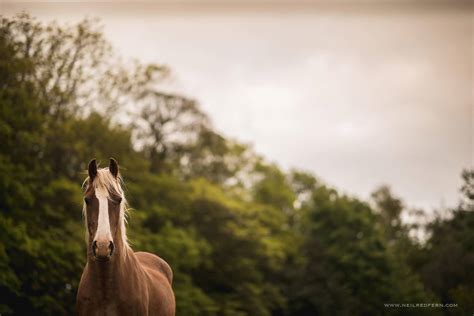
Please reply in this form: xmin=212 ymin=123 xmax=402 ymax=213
xmin=92 ymin=240 xmax=114 ymax=261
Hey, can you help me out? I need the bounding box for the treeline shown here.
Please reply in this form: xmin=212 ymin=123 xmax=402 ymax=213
xmin=0 ymin=13 xmax=473 ymax=316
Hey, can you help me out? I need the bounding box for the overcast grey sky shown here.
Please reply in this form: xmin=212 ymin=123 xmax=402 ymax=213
xmin=3 ymin=2 xmax=473 ymax=211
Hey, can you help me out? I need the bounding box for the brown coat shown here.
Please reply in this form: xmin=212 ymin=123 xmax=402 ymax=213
xmin=77 ymin=159 xmax=175 ymax=316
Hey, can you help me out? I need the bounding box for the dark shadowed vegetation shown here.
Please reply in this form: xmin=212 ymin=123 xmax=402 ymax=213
xmin=0 ymin=13 xmax=473 ymax=316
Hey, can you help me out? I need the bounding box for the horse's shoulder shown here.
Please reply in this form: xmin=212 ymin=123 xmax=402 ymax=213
xmin=134 ymin=251 xmax=173 ymax=285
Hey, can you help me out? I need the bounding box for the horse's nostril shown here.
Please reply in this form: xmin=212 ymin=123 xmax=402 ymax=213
xmin=109 ymin=241 xmax=114 ymax=256
xmin=92 ymin=240 xmax=98 ymax=256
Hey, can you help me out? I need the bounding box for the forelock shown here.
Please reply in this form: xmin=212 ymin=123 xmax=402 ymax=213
xmin=84 ymin=168 xmax=124 ymax=197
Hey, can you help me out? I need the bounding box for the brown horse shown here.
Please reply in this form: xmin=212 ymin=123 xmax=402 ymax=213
xmin=77 ymin=158 xmax=175 ymax=316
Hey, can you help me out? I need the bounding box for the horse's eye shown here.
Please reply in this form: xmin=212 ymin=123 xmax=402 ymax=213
xmin=114 ymin=197 xmax=122 ymax=205
xmin=84 ymin=197 xmax=91 ymax=205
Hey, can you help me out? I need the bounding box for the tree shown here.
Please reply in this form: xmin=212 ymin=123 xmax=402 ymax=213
xmin=134 ymin=91 xmax=208 ymax=173
xmin=289 ymin=185 xmax=435 ymax=316
xmin=371 ymin=185 xmax=404 ymax=244
xmin=460 ymin=169 xmax=474 ymax=210
xmin=182 ymin=129 xmax=259 ymax=188
xmin=413 ymin=169 xmax=474 ymax=315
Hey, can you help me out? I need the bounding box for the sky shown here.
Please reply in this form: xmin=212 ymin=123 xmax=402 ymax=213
xmin=2 ymin=1 xmax=473 ymax=212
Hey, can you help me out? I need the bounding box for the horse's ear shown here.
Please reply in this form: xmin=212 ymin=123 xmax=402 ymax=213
xmin=88 ymin=159 xmax=97 ymax=181
xmin=109 ymin=158 xmax=119 ymax=178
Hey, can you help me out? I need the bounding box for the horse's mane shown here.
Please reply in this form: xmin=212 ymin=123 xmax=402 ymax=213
xmin=82 ymin=168 xmax=130 ymax=257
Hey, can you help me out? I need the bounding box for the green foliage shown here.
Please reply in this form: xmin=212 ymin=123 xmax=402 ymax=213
xmin=0 ymin=13 xmax=471 ymax=316
xmin=414 ymin=200 xmax=474 ymax=311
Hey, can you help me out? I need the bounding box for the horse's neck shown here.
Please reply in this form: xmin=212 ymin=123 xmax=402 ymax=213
xmin=86 ymin=248 xmax=138 ymax=299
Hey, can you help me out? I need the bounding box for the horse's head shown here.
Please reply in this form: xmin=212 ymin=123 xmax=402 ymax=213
xmin=83 ymin=158 xmax=128 ymax=262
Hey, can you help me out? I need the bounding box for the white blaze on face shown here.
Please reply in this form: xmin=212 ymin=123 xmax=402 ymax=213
xmin=94 ymin=193 xmax=112 ymax=242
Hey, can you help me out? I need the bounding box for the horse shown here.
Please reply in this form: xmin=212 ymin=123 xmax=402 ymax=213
xmin=77 ymin=158 xmax=175 ymax=316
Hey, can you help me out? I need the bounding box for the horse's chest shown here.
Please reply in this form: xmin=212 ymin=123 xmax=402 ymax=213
xmin=96 ymin=302 xmax=119 ymax=316
xmin=78 ymin=295 xmax=146 ymax=316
